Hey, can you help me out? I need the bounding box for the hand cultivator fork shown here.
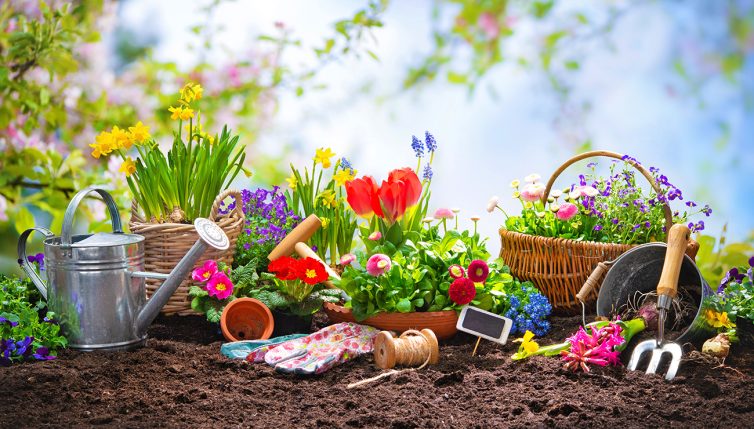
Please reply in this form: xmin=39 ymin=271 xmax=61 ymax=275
xmin=626 ymin=224 xmax=690 ymax=381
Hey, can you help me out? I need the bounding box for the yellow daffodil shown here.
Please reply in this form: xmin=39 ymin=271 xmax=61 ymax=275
xmin=168 ymin=106 xmax=182 ymax=120
xmin=119 ymin=157 xmax=136 ymax=177
xmin=180 ymin=82 xmax=203 ymax=103
xmin=513 ymin=330 xmax=540 ymax=354
xmin=286 ymin=174 xmax=298 ymax=189
xmin=313 ymin=147 xmax=335 ymax=168
xmin=333 ymin=168 xmax=357 ymax=186
xmin=203 ymin=133 xmax=215 ymax=144
xmin=168 ymin=106 xmax=195 ymax=121
xmin=111 ymin=125 xmax=131 ymax=150
xmin=128 ymin=121 xmax=151 ymax=145
xmin=317 ymin=190 xmax=337 ymax=208
xmin=90 ymin=131 xmax=115 ymax=158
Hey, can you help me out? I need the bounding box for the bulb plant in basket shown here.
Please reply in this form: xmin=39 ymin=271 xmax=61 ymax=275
xmin=91 ymin=82 xmax=248 ymax=223
xmin=495 ymin=156 xmax=711 ymax=245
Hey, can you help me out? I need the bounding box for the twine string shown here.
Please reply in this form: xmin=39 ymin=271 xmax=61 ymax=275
xmin=347 ymin=330 xmax=433 ymax=389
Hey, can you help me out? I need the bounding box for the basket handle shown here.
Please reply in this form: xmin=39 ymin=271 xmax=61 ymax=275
xmin=210 ymin=189 xmax=244 ymax=221
xmin=541 ymin=150 xmax=673 ymax=234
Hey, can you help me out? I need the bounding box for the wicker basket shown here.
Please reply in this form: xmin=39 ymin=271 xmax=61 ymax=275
xmin=499 ymin=150 xmax=675 ymax=314
xmin=128 ymin=189 xmax=244 ymax=316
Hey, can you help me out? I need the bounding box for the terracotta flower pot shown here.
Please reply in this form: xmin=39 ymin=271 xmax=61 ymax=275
xmin=322 ymin=302 xmax=458 ymax=340
xmin=220 ymin=298 xmax=274 ymax=342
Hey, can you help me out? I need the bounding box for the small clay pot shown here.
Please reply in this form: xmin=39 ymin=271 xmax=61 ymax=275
xmin=271 ymin=310 xmax=312 ymax=337
xmin=220 ymin=298 xmax=274 ymax=342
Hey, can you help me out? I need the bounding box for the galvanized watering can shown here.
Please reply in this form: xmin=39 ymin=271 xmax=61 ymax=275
xmin=17 ymin=187 xmax=229 ymax=351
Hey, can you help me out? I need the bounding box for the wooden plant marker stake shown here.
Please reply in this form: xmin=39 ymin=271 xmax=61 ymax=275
xmin=456 ymin=305 xmax=513 ymax=357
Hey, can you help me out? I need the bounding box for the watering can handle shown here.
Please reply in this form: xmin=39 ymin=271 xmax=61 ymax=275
xmin=17 ymin=227 xmax=55 ymax=301
xmin=61 ymin=186 xmax=123 ymax=247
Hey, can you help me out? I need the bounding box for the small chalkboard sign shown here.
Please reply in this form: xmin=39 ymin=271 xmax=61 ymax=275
xmin=456 ymin=305 xmax=513 ymax=345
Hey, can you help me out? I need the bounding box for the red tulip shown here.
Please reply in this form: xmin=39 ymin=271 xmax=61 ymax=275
xmin=388 ymin=168 xmax=422 ymax=207
xmin=346 ymin=176 xmax=382 ymax=218
xmin=378 ymin=179 xmax=409 ymax=223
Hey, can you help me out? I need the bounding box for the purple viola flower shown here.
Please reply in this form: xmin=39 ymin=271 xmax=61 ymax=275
xmin=718 ymin=267 xmax=746 ymax=293
xmin=32 ymin=346 xmax=56 ymax=361
xmin=15 ymin=336 xmax=34 ymax=357
xmin=632 ymin=224 xmax=641 ymax=232
xmin=649 ymin=166 xmax=660 ymax=173
xmin=243 ymin=243 xmax=251 ymax=250
xmin=593 ymin=225 xmax=603 ymax=231
xmin=644 ymin=221 xmax=651 ymax=228
xmin=424 ymin=131 xmax=437 ymax=152
xmin=611 ymin=218 xmax=619 ymax=225
xmin=685 ymin=201 xmax=697 ymax=208
xmin=0 ymin=316 xmax=18 ymax=328
xmin=587 ymin=162 xmax=597 ymax=169
xmin=702 ymin=205 xmax=712 ymax=217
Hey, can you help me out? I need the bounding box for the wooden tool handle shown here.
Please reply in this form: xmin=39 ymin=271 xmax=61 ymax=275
xmin=268 ymin=214 xmax=321 ymax=261
xmin=575 ymin=261 xmax=611 ymax=303
xmin=294 ymin=242 xmax=340 ymax=287
xmin=657 ymin=224 xmax=690 ymax=298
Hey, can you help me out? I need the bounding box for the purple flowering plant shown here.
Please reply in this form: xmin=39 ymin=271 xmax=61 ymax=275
xmin=0 ymin=275 xmax=67 ymax=366
xmin=231 ymin=187 xmax=301 ymax=270
xmin=705 ymin=256 xmax=754 ymax=328
xmin=499 ymin=155 xmax=711 ymax=245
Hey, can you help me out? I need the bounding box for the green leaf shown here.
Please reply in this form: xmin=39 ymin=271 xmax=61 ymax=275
xmin=14 ymin=206 xmax=35 ymax=234
xmin=396 ymin=298 xmax=413 ymax=313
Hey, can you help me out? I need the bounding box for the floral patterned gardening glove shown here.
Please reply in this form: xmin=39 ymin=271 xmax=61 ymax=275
xmin=246 ymin=322 xmax=379 ymax=375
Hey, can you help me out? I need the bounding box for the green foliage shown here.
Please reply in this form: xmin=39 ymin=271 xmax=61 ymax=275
xmin=503 ymin=159 xmax=709 ymax=245
xmin=695 ymin=230 xmax=754 ymax=286
xmin=0 ymin=274 xmax=67 ymax=364
xmin=336 ymin=226 xmax=490 ymax=320
xmin=125 ymin=120 xmax=246 ymax=222
xmin=286 ymin=154 xmax=358 ymax=265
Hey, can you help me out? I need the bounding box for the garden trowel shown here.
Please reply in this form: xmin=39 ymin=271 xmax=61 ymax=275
xmin=626 ymin=224 xmax=689 ymax=381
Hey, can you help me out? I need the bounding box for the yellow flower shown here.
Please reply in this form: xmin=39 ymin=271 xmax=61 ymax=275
xmin=128 ymin=121 xmax=151 ymax=145
xmin=90 ymin=131 xmax=115 ymax=158
xmin=180 ymin=82 xmax=203 ymax=103
xmin=706 ymin=310 xmax=734 ymax=329
xmin=317 ymin=190 xmax=337 ymax=208
xmin=119 ymin=157 xmax=136 ymax=177
xmin=168 ymin=106 xmax=182 ymax=120
xmin=111 ymin=125 xmax=132 ymax=150
xmin=286 ymin=174 xmax=297 ymax=189
xmin=333 ymin=168 xmax=357 ymax=186
xmin=313 ymin=147 xmax=335 ymax=168
xmin=203 ymin=133 xmax=215 ymax=145
xmin=179 ymin=107 xmax=194 ymax=121
xmin=514 ymin=330 xmax=540 ymax=354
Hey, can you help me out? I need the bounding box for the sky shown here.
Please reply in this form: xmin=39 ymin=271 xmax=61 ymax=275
xmin=118 ymin=0 xmax=754 ymax=248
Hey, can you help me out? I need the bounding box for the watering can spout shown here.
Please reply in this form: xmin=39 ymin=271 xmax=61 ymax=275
xmin=135 ymin=218 xmax=229 ymax=335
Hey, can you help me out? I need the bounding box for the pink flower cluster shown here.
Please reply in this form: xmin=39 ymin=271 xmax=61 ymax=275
xmin=561 ymin=322 xmax=625 ymax=373
xmin=191 ymin=260 xmax=234 ymax=300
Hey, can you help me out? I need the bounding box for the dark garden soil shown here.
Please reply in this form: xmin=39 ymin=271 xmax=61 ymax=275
xmin=1 ymin=313 xmax=753 ymax=429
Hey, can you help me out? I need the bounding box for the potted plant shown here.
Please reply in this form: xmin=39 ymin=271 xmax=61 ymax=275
xmin=491 ymin=150 xmax=710 ymax=313
xmin=326 ymin=132 xmax=552 ymax=339
xmin=90 ymin=82 xmax=248 ymax=314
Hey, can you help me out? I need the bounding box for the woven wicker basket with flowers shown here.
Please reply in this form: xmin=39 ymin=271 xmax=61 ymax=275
xmin=88 ymin=82 xmax=248 ymax=315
